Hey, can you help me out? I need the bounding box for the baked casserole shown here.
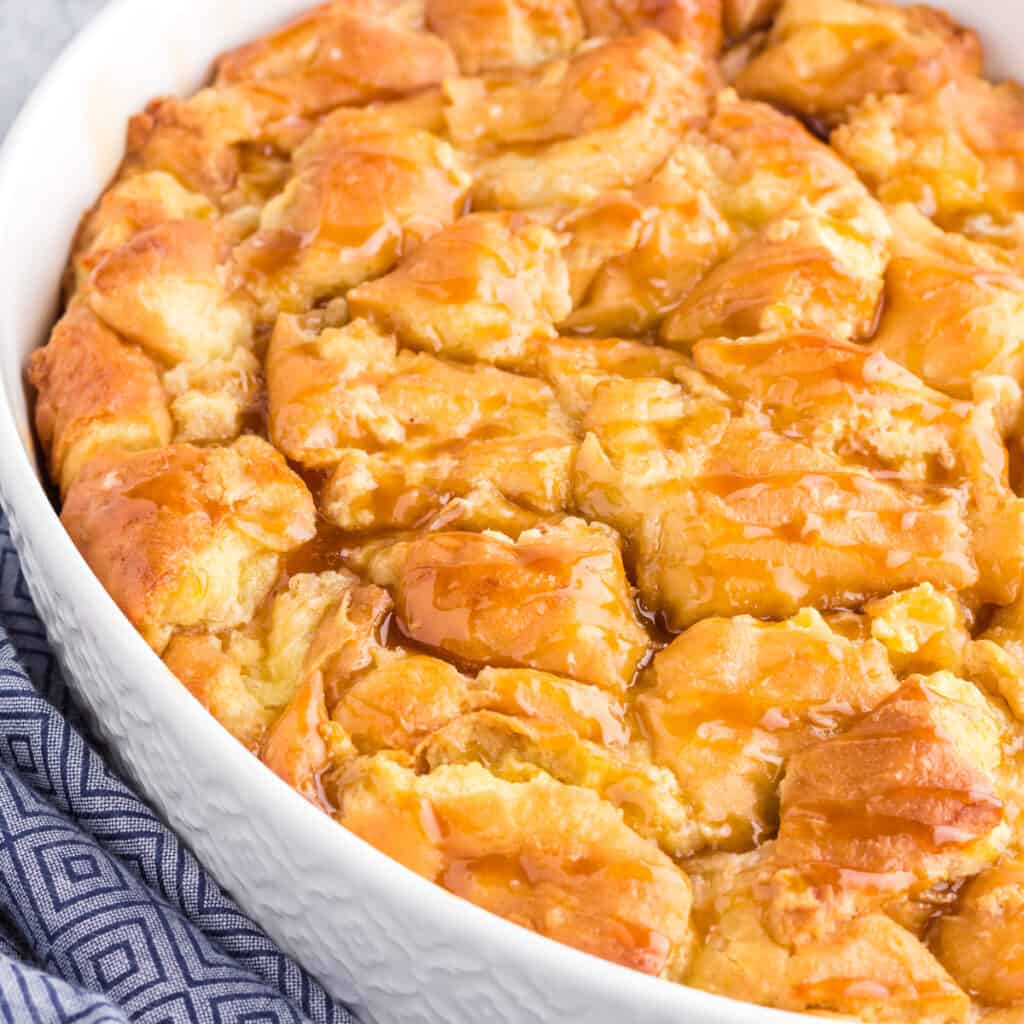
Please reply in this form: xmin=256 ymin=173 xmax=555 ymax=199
xmin=27 ymin=0 xmax=1024 ymax=1019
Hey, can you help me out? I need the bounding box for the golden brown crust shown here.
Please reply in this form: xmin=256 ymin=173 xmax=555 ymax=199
xmin=71 ymin=172 xmax=217 ymax=290
xmin=334 ymin=757 xmax=695 ymax=975
xmin=266 ymin=315 xmax=576 ymax=531
xmin=426 ymin=0 xmax=585 ymax=74
xmin=776 ymin=674 xmax=1006 ymax=894
xmin=935 ymin=862 xmax=1024 ymax=1006
xmin=213 ymin=1 xmax=458 ymax=117
xmin=833 ymin=77 xmax=1024 ymax=249
xmin=363 ymin=518 xmax=649 ymax=691
xmin=870 ymin=206 xmax=1024 ymax=399
xmin=334 ymin=654 xmax=471 ymax=754
xmin=237 ymin=106 xmax=471 ymax=317
xmin=421 ymin=711 xmax=701 ymax=858
xmin=534 ymin=335 xmax=690 ymax=417
xmin=638 ymin=608 xmax=899 ymax=849
xmin=579 ymin=329 xmax=1024 ymax=619
xmin=444 ymin=32 xmax=713 ymax=209
xmin=164 ymin=567 xmax=392 ymax=752
xmin=83 ymin=219 xmax=252 ymax=365
xmin=28 ymin=307 xmax=172 ymax=495
xmin=61 ymin=437 xmax=316 ymax=651
xmin=261 ymin=673 xmax=349 ymax=807
xmin=347 ymin=212 xmax=572 ymax=366
xmin=35 ymin=1 xmax=1024 ymax=1015
xmin=660 ymin=186 xmax=889 ymax=344
xmin=735 ymin=0 xmax=982 ymax=125
xmin=562 ymin=90 xmax=884 ymax=336
xmin=689 ymin=897 xmax=971 ymax=1021
xmin=723 ymin=0 xmax=779 ymax=38
xmin=123 ymin=86 xmax=303 ymax=207
xmin=576 ymin=0 xmax=723 ymax=55
xmin=164 ymin=633 xmax=270 ymax=752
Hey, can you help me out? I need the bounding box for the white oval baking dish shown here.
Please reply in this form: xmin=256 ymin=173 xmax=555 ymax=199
xmin=0 ymin=2 xmax=1018 ymax=1022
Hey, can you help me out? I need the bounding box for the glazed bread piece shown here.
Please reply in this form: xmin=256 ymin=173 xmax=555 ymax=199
xmin=685 ymin=845 xmax=974 ymax=1022
xmin=935 ymin=862 xmax=1024 ymax=1008
xmin=637 ymin=608 xmax=900 ymax=850
xmin=833 ymin=75 xmax=1024 ymax=251
xmin=418 ymin=707 xmax=703 ymax=858
xmin=361 ymin=518 xmax=650 ymax=692
xmin=425 ymin=0 xmax=726 ymax=73
xmin=659 ymin=184 xmax=890 ymax=344
xmin=573 ymin=0 xmax=723 ymax=56
xmin=213 ymin=1 xmax=458 ymax=118
xmin=334 ymin=757 xmax=696 ymax=976
xmin=82 ymin=219 xmax=251 ymax=367
xmin=266 ymin=315 xmax=577 ymax=532
xmin=775 ymin=673 xmax=1008 ymax=900
xmin=578 ymin=329 xmax=1024 ymax=621
xmin=32 ymin=0 xmax=1024 ymax=1017
xmin=28 ymin=308 xmax=172 ymax=496
xmin=59 ymin=189 xmax=260 ymax=452
xmin=690 ymin=896 xmax=971 ymax=1021
xmin=723 ymin=0 xmax=780 ymax=38
xmin=443 ymin=31 xmax=713 ymax=209
xmin=734 ymin=0 xmax=982 ymax=125
xmin=561 ymin=90 xmax=889 ymax=337
xmin=347 ymin=212 xmax=573 ymax=366
xmin=70 ymin=171 xmax=218 ymax=289
xmin=127 ymin=3 xmax=456 ymax=208
xmin=60 ymin=438 xmax=316 ymax=652
xmin=869 ymin=206 xmax=1024 ymax=398
xmin=426 ymin=0 xmax=587 ymax=73
xmin=164 ymin=568 xmax=391 ymax=751
xmin=236 ymin=101 xmax=472 ymax=319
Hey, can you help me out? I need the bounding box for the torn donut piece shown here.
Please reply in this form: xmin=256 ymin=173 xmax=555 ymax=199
xmin=636 ymin=608 xmax=899 ymax=850
xmin=833 ymin=76 xmax=1024 ymax=254
xmin=776 ymin=673 xmax=1007 ymax=905
xmin=267 ymin=315 xmax=576 ymax=532
xmin=347 ymin=212 xmax=572 ymax=368
xmin=61 ymin=437 xmax=316 ymax=652
xmin=361 ymin=518 xmax=649 ymax=692
xmin=213 ymin=1 xmax=457 ymax=120
xmin=574 ymin=330 xmax=1024 ymax=627
xmin=164 ymin=568 xmax=391 ymax=752
xmin=28 ymin=307 xmax=172 ymax=496
xmin=237 ymin=104 xmax=471 ymax=319
xmin=560 ymin=91 xmax=887 ymax=337
xmin=869 ymin=205 xmax=1024 ymax=399
xmin=334 ymin=756 xmax=695 ymax=976
xmin=734 ymin=0 xmax=982 ymax=126
xmin=443 ymin=32 xmax=713 ymax=210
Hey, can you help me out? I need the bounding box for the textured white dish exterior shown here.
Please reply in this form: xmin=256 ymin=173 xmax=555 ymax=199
xmin=0 ymin=2 xmax=1018 ymax=1021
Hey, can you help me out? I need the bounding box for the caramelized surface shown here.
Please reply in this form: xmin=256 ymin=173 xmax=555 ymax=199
xmin=32 ymin=1 xmax=1024 ymax=1018
xmin=562 ymin=89 xmax=880 ymax=336
xmin=833 ymin=76 xmax=1024 ymax=252
xmin=734 ymin=0 xmax=982 ymax=125
xmin=935 ymin=862 xmax=1024 ymax=1006
xmin=335 ymin=757 xmax=695 ymax=974
xmin=362 ymin=519 xmax=649 ymax=691
xmin=776 ymin=674 xmax=1007 ymax=897
xmin=637 ymin=608 xmax=899 ymax=849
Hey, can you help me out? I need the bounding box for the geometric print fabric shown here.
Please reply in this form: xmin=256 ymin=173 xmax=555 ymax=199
xmin=0 ymin=516 xmax=357 ymax=1024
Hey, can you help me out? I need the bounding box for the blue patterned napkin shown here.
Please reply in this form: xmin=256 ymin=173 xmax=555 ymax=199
xmin=0 ymin=513 xmax=357 ymax=1024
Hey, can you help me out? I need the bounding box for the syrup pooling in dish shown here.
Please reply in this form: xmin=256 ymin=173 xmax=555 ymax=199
xmin=29 ymin=0 xmax=1024 ymax=1018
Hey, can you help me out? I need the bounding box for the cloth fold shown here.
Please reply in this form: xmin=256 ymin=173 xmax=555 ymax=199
xmin=0 ymin=515 xmax=356 ymax=1024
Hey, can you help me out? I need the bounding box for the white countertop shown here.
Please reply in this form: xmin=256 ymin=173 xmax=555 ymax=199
xmin=1 ymin=0 xmax=108 ymax=137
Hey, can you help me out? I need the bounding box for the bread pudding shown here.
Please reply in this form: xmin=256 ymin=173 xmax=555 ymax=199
xmin=29 ymin=0 xmax=1024 ymax=1018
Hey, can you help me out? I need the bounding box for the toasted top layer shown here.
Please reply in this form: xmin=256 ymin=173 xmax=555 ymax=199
xmin=32 ymin=1 xmax=1024 ymax=1019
